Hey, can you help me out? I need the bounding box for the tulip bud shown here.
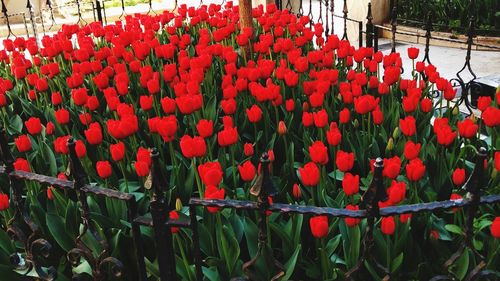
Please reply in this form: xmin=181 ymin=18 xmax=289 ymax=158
xmin=175 ymin=198 xmax=183 ymax=211
xmin=452 ymin=106 xmax=459 ymax=116
xmin=302 ymin=102 xmax=310 ymax=112
xmin=278 ymin=121 xmax=287 ymax=135
xmin=386 ymin=137 xmax=394 ymax=151
xmin=353 ymin=119 xmax=359 ymax=128
xmin=292 ymin=183 xmax=301 ymax=199
xmin=470 ymin=114 xmax=477 ymax=123
xmin=392 ymin=127 xmax=399 ymax=139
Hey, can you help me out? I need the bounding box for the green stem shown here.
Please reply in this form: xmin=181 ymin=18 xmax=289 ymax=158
xmin=175 ymin=234 xmax=195 ymax=281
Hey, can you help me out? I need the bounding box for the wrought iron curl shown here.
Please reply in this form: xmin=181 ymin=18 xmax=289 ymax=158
xmin=0 ymin=0 xmax=16 ymax=38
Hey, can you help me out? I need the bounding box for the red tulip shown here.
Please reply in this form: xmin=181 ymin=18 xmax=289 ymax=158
xmin=180 ymin=135 xmax=206 ymax=158
xmin=136 ymin=147 xmax=152 ymax=167
xmin=407 ymin=47 xmax=419 ymax=59
xmin=406 ymin=158 xmax=426 ymax=181
xmin=495 ymin=151 xmax=500 ymax=171
xmin=15 ymin=135 xmax=31 ymax=152
xmin=285 ymin=99 xmax=295 ymax=112
xmin=339 ymin=108 xmax=350 ymax=124
xmin=372 ymin=107 xmax=384 ymax=125
xmin=399 ymin=213 xmax=412 ymax=224
xmin=246 ymin=104 xmax=262 ymax=123
xmin=383 ymin=156 xmax=401 ymax=179
xmin=482 ymin=107 xmax=500 ymax=127
xmin=54 ymin=135 xmax=70 ymax=154
xmin=345 ymin=204 xmax=361 ymax=227
xmin=196 ymin=119 xmax=214 ymax=138
xmin=381 ymin=216 xmax=396 ymax=235
xmin=244 ymin=143 xmax=254 ymax=157
xmin=477 ymin=96 xmax=491 ymax=112
xmin=452 ymin=168 xmax=466 ymax=186
xmin=450 ymin=193 xmax=463 ymax=213
xmin=435 ymin=125 xmax=457 ymax=146
xmin=313 ymin=109 xmax=328 ymax=128
xmin=96 ymin=161 xmax=112 ymax=179
xmin=51 ymin=92 xmax=62 ymax=105
xmin=204 ymin=185 xmax=225 ymax=213
xmin=221 ymin=98 xmax=237 ymax=115
xmin=238 ymin=160 xmax=256 ymax=182
xmin=420 ymin=98 xmax=432 ymax=113
xmin=400 ymin=116 xmax=416 ymax=137
xmin=0 ymin=193 xmax=9 ymax=211
xmin=292 ymin=183 xmax=302 ymax=199
xmin=309 ymin=141 xmax=328 ymax=165
xmin=160 ymin=97 xmax=176 ymax=114
xmin=140 ymin=95 xmax=153 ymax=111
xmin=47 ymin=187 xmax=54 ymax=201
xmin=198 ymin=162 xmax=223 ymax=186
xmin=299 ymin=162 xmax=320 ymax=186
xmin=403 ymin=141 xmax=421 ymax=160
xmin=491 ymin=217 xmax=500 ymax=238
xmin=387 ymin=180 xmax=406 ymax=204
xmin=55 ymin=108 xmax=70 ymax=125
xmin=217 ymin=127 xmax=238 ymax=147
xmin=25 ymin=117 xmax=42 ymax=135
xmin=72 ymin=88 xmax=89 ymax=106
xmin=13 ymin=158 xmax=30 ymax=172
xmin=302 ymin=111 xmax=313 ymax=127
xmin=75 ymin=140 xmax=87 ymax=158
xmin=134 ymin=161 xmax=150 ymax=177
xmin=336 ymin=150 xmax=354 ymax=172
xmin=310 ymin=216 xmax=329 ymax=238
xmin=342 ymin=173 xmax=359 ymax=196
xmin=84 ymin=122 xmax=103 ymax=145
xmin=354 ymin=95 xmax=378 ymax=115
xmin=110 ymin=142 xmax=125 ymax=161
xmin=457 ymin=119 xmax=478 ymax=139
xmin=326 ymin=122 xmax=341 ymax=146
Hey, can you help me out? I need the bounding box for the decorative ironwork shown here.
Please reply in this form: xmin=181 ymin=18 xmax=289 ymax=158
xmin=390 ymin=4 xmax=398 ymax=53
xmin=422 ymin=11 xmax=433 ymax=64
xmin=342 ymin=0 xmax=348 ymax=40
xmin=1 ymin=0 xmax=15 ymax=38
xmin=365 ymin=2 xmax=374 ymax=48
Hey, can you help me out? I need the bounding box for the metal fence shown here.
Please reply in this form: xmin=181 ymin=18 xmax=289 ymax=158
xmin=0 ymin=0 xmax=499 ymax=280
xmin=0 ymin=127 xmax=499 ymax=280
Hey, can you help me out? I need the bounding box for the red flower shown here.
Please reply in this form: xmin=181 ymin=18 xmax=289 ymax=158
xmin=55 ymin=108 xmax=70 ymax=125
xmin=310 ymin=216 xmax=329 ymax=238
xmin=381 ymin=216 xmax=396 ymax=235
xmin=157 ymin=116 xmax=177 ymax=142
xmin=198 ymin=162 xmax=223 ymax=186
xmin=326 ymin=122 xmax=341 ymax=146
xmin=136 ymin=147 xmax=152 ymax=167
xmin=285 ymin=99 xmax=295 ymax=112
xmin=383 ymin=156 xmax=401 ymax=179
xmin=345 ymin=204 xmax=361 ymax=227
xmin=354 ymin=95 xmax=378 ymax=115
xmin=204 ymin=185 xmax=225 ymax=213
xmin=47 ymin=187 xmax=54 ymax=201
xmin=96 ymin=161 xmax=112 ymax=179
xmin=435 ymin=125 xmax=457 ymax=146
xmin=339 ymin=108 xmax=350 ymax=124
xmin=450 ymin=193 xmax=463 ymax=213
xmin=196 ymin=119 xmax=213 ymax=138
xmin=406 ymin=158 xmax=426 ymax=181
xmin=160 ymin=97 xmax=176 ymax=114
xmin=430 ymin=230 xmax=439 ymax=240
xmin=336 ymin=150 xmax=354 ymax=172
xmin=176 ymin=94 xmax=202 ymax=114
xmin=452 ymin=168 xmax=466 ymax=186
xmin=457 ymin=119 xmax=478 ymax=139
xmin=407 ymin=47 xmax=419 ymax=59
xmin=75 ymin=140 xmax=87 ymax=158
xmin=110 ymin=142 xmax=125 ymax=161
xmin=84 ymin=122 xmax=103 ymax=145
xmin=180 ymin=135 xmax=206 ymax=158
xmin=477 ymin=96 xmax=491 ymax=112
xmin=313 ymin=109 xmax=328 ymax=128
xmin=140 ymin=95 xmax=153 ymax=111
xmin=54 ymin=135 xmax=70 ymax=154
xmin=302 ymin=112 xmax=313 ymax=127
xmin=309 ymin=141 xmax=328 ymax=165
xmin=482 ymin=107 xmax=500 ymax=127
xmin=72 ymin=88 xmax=89 ymax=106
xmin=86 ymin=96 xmax=100 ymax=111
xmin=51 ymin=92 xmax=62 ymax=105
xmin=246 ymin=104 xmax=262 ymax=123
xmin=15 ymin=135 xmax=31 ymax=152
xmin=372 ymin=107 xmax=384 ymax=125
xmin=292 ymin=183 xmax=302 ymax=199
xmin=342 ymin=173 xmax=359 ymax=196
xmin=217 ymin=127 xmax=238 ymax=147
xmin=134 ymin=161 xmax=150 ymax=177
xmin=45 ymin=122 xmax=55 ymax=135
xmin=387 ymin=180 xmax=406 ymax=204
xmin=420 ymin=98 xmax=432 ymax=113
xmin=0 ymin=193 xmax=9 ymax=211
xmin=399 ymin=213 xmax=412 ymax=224
xmin=490 ymin=217 xmax=500 ymax=238
xmin=244 ymin=143 xmax=254 ymax=156
xmin=403 ymin=141 xmax=421 ymax=160
xmin=299 ymin=162 xmax=320 ymax=186
xmin=400 ymin=116 xmax=416 ymax=137
xmin=13 ymin=158 xmax=30 ymax=172
xmin=25 ymin=117 xmax=42 ymax=135
xmin=238 ymin=160 xmax=256 ymax=182
xmin=221 ymin=98 xmax=237 ymax=115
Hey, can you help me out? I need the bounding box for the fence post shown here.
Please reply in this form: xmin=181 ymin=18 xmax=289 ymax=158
xmin=346 ymin=157 xmax=386 ymax=280
xmin=189 ymin=204 xmax=203 ymax=280
xmin=365 ymin=2 xmax=373 ymax=48
xmin=243 ymin=152 xmax=284 ymax=280
xmin=26 ymin=0 xmax=38 ymax=42
xmin=239 ymin=0 xmax=253 ymax=29
xmin=95 ymin=0 xmax=103 ymax=22
xmin=390 ymin=4 xmax=397 ymax=53
xmin=128 ymin=198 xmax=148 ymax=281
xmin=150 ymin=148 xmax=176 ymax=281
xmin=422 ymin=11 xmax=433 ymax=64
xmin=342 ymin=0 xmax=348 ymax=40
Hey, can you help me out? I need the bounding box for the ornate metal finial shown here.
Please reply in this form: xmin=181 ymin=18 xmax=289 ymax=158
xmin=366 ymin=2 xmax=374 ymax=48
xmin=390 ymin=5 xmax=398 ymax=53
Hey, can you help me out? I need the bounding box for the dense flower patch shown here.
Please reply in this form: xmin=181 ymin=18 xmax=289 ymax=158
xmin=0 ymin=2 xmax=498 ymax=280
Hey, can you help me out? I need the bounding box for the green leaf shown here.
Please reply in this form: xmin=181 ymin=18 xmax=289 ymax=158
xmin=0 ymin=229 xmax=15 ymax=254
xmin=445 ymin=224 xmax=464 ymax=236
xmin=202 ymin=266 xmax=222 ymax=281
xmin=65 ymin=201 xmax=80 ymax=237
xmin=281 ymin=244 xmax=301 ymax=281
xmin=40 ymin=141 xmax=57 ymax=176
xmin=46 ymin=213 xmax=74 ymax=252
xmin=391 ymin=252 xmax=404 ymax=273
xmin=449 ymin=249 xmax=469 ymax=280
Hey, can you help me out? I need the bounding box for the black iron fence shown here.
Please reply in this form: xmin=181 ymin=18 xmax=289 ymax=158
xmin=0 ymin=127 xmax=499 ymax=280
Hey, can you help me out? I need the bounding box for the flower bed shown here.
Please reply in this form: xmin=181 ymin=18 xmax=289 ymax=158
xmin=0 ymin=2 xmax=499 ymax=280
